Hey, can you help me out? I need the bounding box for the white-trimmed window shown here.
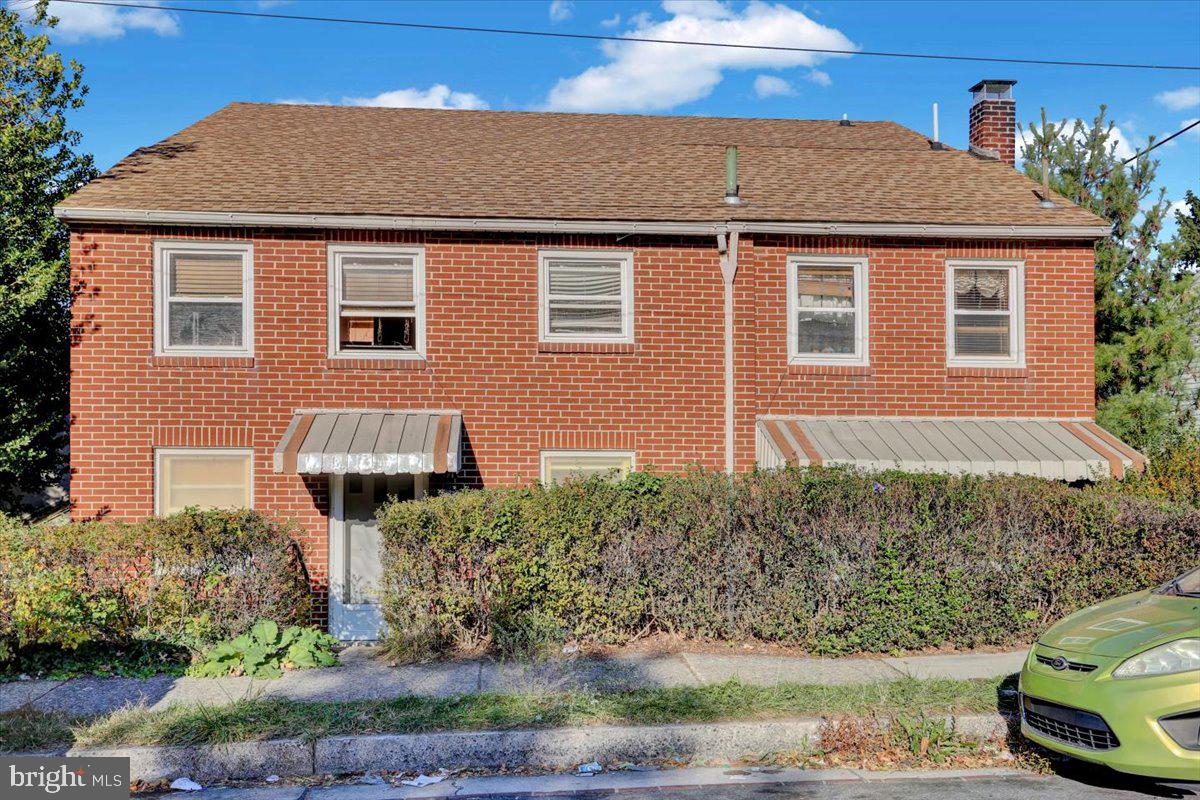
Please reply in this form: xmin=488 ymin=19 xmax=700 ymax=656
xmin=328 ymin=244 xmax=425 ymax=358
xmin=786 ymin=254 xmax=869 ymax=365
xmin=155 ymin=448 xmax=253 ymax=515
xmin=540 ymin=450 xmax=635 ymax=484
xmin=154 ymin=241 xmax=253 ymax=356
xmin=946 ymin=260 xmax=1024 ymax=367
xmin=538 ymin=250 xmax=634 ymax=344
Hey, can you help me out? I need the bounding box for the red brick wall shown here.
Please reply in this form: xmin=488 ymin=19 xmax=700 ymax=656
xmin=741 ymin=236 xmax=1095 ymax=473
xmin=69 ymin=226 xmax=1095 ymax=611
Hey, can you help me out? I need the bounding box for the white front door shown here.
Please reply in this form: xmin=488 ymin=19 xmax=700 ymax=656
xmin=328 ymin=473 xmax=426 ymax=641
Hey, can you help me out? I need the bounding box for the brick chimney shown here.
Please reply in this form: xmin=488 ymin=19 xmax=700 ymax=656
xmin=968 ymin=79 xmax=1017 ymax=166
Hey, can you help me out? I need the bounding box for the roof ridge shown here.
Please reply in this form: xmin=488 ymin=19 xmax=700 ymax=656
xmin=222 ymin=101 xmax=905 ymax=127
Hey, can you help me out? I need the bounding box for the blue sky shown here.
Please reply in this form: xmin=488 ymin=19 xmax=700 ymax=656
xmin=19 ymin=0 xmax=1200 ymax=224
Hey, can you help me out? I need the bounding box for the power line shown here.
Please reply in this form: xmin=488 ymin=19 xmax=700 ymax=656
xmin=49 ymin=0 xmax=1200 ymax=72
xmin=1091 ymin=118 xmax=1200 ymax=183
xmin=1120 ymin=119 xmax=1200 ymax=164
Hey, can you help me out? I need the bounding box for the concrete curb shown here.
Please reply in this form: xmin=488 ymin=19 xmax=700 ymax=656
xmin=69 ymin=738 xmax=313 ymax=782
xmin=61 ymin=711 xmax=1015 ymax=783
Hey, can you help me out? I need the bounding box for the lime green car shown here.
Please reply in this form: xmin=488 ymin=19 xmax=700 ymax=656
xmin=1019 ymin=565 xmax=1200 ymax=781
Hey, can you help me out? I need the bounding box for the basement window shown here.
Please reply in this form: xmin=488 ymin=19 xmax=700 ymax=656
xmin=946 ymin=260 xmax=1025 ymax=367
xmin=538 ymin=250 xmax=634 ymax=344
xmin=328 ymin=245 xmax=425 ymax=359
xmin=541 ymin=450 xmax=635 ymax=484
xmin=787 ymin=254 xmax=869 ymax=366
xmin=155 ymin=241 xmax=253 ymax=356
xmin=155 ymin=448 xmax=252 ymax=515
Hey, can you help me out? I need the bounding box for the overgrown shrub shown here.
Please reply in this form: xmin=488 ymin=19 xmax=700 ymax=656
xmin=1117 ymin=432 xmax=1200 ymax=507
xmin=377 ymin=468 xmax=1200 ymax=660
xmin=0 ymin=509 xmax=311 ymax=671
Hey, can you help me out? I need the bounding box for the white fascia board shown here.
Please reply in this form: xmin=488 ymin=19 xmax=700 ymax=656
xmin=53 ymin=206 xmax=1110 ymax=240
xmin=53 ymin=207 xmax=720 ymax=236
xmin=723 ymin=221 xmax=1110 ymax=239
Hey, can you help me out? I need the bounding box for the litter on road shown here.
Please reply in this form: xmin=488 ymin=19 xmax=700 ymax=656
xmin=400 ymin=771 xmax=447 ymax=787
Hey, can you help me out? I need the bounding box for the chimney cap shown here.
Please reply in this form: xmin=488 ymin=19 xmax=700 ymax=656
xmin=969 ymin=79 xmax=1017 ymax=103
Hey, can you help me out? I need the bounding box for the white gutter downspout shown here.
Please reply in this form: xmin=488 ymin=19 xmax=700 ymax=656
xmin=716 ymin=230 xmax=740 ymax=474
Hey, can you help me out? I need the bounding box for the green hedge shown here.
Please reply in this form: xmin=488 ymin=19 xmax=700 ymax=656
xmin=0 ymin=509 xmax=311 ymax=666
xmin=378 ymin=468 xmax=1200 ymax=660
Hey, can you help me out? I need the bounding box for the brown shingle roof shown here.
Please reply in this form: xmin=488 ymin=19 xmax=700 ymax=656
xmin=62 ymin=102 xmax=1102 ymax=228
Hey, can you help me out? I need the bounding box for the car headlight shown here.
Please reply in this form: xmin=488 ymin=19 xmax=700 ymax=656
xmin=1112 ymin=639 xmax=1200 ymax=679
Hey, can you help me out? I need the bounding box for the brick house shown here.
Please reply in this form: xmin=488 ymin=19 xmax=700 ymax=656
xmin=58 ymin=79 xmax=1143 ymax=637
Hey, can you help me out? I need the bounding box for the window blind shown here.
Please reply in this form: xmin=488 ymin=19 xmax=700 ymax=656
xmin=953 ymin=269 xmax=1009 ymax=311
xmin=342 ymin=263 xmax=415 ymax=305
xmin=952 ymin=267 xmax=1012 ymax=357
xmin=169 ymin=254 xmax=244 ymax=298
xmin=546 ymin=260 xmax=624 ymax=334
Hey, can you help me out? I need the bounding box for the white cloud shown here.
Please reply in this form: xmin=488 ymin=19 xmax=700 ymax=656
xmin=544 ymin=0 xmax=856 ymax=113
xmin=1155 ymin=86 xmax=1200 ymax=111
xmin=276 ymin=84 xmax=489 ymax=110
xmin=661 ymin=0 xmax=731 ymax=16
xmin=1182 ymin=117 xmax=1200 ymax=139
xmin=345 ymin=86 xmax=489 ymax=110
xmin=548 ymin=0 xmax=574 ymax=23
xmin=31 ymin=0 xmax=180 ymax=42
xmin=600 ymin=13 xmax=622 ymax=28
xmin=1109 ymin=123 xmax=1138 ymax=161
xmin=255 ymin=0 xmax=292 ymax=8
xmin=753 ymin=74 xmax=793 ymax=98
xmin=807 ymin=69 xmax=831 ymax=87
xmin=1168 ymin=199 xmax=1190 ymax=217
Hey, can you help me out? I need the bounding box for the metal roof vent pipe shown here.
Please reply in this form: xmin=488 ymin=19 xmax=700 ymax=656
xmin=930 ymin=103 xmax=944 ymax=150
xmin=839 ymin=113 xmax=851 ymax=127
xmin=724 ymin=145 xmax=743 ymax=205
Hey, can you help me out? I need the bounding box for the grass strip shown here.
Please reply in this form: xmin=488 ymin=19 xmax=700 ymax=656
xmin=1 ymin=675 xmax=1014 ymax=752
xmin=0 ymin=707 xmax=75 ymax=753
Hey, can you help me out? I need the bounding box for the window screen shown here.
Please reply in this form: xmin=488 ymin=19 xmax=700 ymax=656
xmin=163 ymin=250 xmax=247 ymax=350
xmin=157 ymin=450 xmax=251 ymax=515
xmin=795 ymin=264 xmax=856 ymax=355
xmin=951 ymin=267 xmax=1013 ymax=358
xmin=540 ymin=252 xmax=632 ymax=342
xmin=335 ymin=253 xmax=419 ymax=353
xmin=788 ymin=257 xmax=867 ymax=363
xmin=541 ymin=452 xmax=633 ymax=484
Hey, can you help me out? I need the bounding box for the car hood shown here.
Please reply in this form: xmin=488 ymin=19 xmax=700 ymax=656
xmin=1038 ymin=590 xmax=1200 ymax=657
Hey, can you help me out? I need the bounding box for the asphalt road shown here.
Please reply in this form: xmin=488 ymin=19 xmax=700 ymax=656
xmin=175 ymin=765 xmax=1200 ymax=800
xmin=475 ymin=772 xmax=1197 ymax=799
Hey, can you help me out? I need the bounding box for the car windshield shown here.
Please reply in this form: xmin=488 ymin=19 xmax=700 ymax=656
xmin=1157 ymin=566 xmax=1200 ymax=597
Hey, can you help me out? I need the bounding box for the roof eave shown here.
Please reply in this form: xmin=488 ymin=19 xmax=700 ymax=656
xmin=53 ymin=206 xmax=1111 ymax=240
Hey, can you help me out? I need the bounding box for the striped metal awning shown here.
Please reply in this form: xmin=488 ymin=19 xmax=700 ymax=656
xmin=273 ymin=410 xmax=462 ymax=475
xmin=757 ymin=417 xmax=1145 ymax=480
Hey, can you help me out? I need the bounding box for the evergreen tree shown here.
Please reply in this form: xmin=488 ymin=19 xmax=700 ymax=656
xmin=1161 ymin=191 xmax=1200 ymax=418
xmin=1 ymin=1 xmax=96 ymax=512
xmin=1021 ymin=107 xmax=1199 ymax=449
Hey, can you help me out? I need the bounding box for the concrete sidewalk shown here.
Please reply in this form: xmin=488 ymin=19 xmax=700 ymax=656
xmin=0 ymin=647 xmax=1025 ymax=718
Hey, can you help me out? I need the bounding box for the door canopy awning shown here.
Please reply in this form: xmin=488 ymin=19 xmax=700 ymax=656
xmin=274 ymin=410 xmax=462 ymax=475
xmin=757 ymin=417 xmax=1145 ymax=480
